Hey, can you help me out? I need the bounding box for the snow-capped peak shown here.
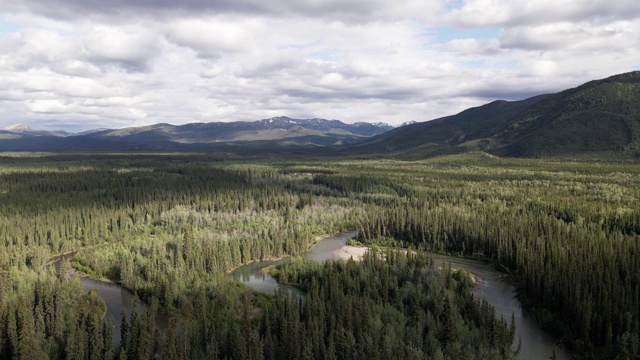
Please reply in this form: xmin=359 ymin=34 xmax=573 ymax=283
xmin=353 ymin=121 xmax=393 ymax=128
xmin=4 ymin=124 xmax=33 ymax=132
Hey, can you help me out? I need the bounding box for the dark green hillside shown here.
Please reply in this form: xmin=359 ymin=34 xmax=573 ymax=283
xmin=499 ymin=71 xmax=640 ymax=157
xmin=0 ymin=133 xmax=145 ymax=152
xmin=352 ymin=71 xmax=640 ymax=159
xmin=355 ymin=95 xmax=547 ymax=151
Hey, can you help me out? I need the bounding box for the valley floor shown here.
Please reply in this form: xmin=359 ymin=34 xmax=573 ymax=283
xmin=0 ymin=151 xmax=638 ymax=359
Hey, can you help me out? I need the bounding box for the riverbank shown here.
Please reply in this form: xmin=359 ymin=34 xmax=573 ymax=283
xmin=224 ymin=230 xmax=355 ymax=275
xmin=333 ymin=245 xmax=483 ymax=285
xmin=44 ymin=238 xmax=123 ymax=268
xmin=68 ymin=262 xmax=115 ymax=283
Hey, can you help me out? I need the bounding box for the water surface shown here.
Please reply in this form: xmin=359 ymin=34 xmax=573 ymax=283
xmin=52 ymin=254 xmax=170 ymax=346
xmin=429 ymin=254 xmax=572 ymax=360
xmin=232 ymin=231 xmax=572 ymax=360
xmin=52 ymin=230 xmax=572 ymax=359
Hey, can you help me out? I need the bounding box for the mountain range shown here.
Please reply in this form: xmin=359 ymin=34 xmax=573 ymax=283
xmin=1 ymin=71 xmax=639 ymax=159
xmin=0 ymin=117 xmax=394 ymax=151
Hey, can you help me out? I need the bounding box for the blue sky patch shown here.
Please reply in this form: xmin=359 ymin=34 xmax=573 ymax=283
xmin=0 ymin=16 xmax=20 ymax=37
xmin=463 ymin=60 xmax=485 ymax=69
xmin=308 ymin=51 xmax=339 ymax=61
xmin=432 ymin=26 xmax=500 ymax=43
xmin=445 ymin=0 xmax=465 ymax=11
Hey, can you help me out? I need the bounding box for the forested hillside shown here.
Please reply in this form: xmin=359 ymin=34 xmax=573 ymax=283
xmin=1 ymin=152 xmax=639 ymax=359
xmin=352 ymin=71 xmax=640 ymax=159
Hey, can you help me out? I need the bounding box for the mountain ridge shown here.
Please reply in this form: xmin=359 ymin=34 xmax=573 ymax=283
xmin=0 ymin=117 xmax=394 ymax=151
xmin=350 ymin=71 xmax=640 ymax=159
xmin=2 ymin=71 xmax=639 ymax=159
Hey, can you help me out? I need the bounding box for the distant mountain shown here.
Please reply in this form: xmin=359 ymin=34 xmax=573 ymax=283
xmin=0 ymin=117 xmax=394 ymax=151
xmin=2 ymin=124 xmax=69 ymax=138
xmin=84 ymin=117 xmax=393 ymax=148
xmin=4 ymin=124 xmax=33 ymax=132
xmin=9 ymin=72 xmax=638 ymax=158
xmin=73 ymin=128 xmax=113 ymax=136
xmin=351 ymin=71 xmax=640 ymax=159
xmin=51 ymin=130 xmax=74 ymax=136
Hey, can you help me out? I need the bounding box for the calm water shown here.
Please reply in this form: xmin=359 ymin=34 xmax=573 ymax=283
xmin=228 ymin=230 xmax=358 ymax=296
xmin=232 ymin=231 xmax=572 ymax=360
xmin=429 ymin=254 xmax=572 ymax=360
xmin=52 ymin=230 xmax=572 ymax=359
xmin=51 ymin=254 xmax=170 ymax=347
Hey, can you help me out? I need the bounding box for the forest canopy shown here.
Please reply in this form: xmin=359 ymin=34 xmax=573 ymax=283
xmin=1 ymin=152 xmax=639 ymax=359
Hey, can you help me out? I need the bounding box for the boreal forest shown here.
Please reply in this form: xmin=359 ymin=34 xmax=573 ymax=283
xmin=0 ymin=152 xmax=639 ymax=359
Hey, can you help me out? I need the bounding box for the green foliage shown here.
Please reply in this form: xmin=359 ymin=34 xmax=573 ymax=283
xmin=0 ymin=269 xmax=114 ymax=359
xmin=348 ymin=155 xmax=640 ymax=358
xmin=2 ymin=152 xmax=639 ymax=359
xmin=268 ymin=250 xmax=516 ymax=359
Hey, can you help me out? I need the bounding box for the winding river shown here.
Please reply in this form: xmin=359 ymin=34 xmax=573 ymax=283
xmin=54 ymin=231 xmax=571 ymax=359
xmin=51 ymin=253 xmax=171 ymax=347
xmin=427 ymin=254 xmax=572 ymax=360
xmin=230 ymin=231 xmax=572 ymax=360
xmin=229 ymin=231 xmax=358 ymax=297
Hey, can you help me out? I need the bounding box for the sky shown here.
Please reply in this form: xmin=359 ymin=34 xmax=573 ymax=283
xmin=0 ymin=0 xmax=639 ymax=132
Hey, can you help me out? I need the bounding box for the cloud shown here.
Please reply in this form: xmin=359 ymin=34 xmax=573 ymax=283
xmin=443 ymin=1 xmax=640 ymax=56
xmin=50 ymin=60 xmax=102 ymax=77
xmin=0 ymin=0 xmax=639 ymax=131
xmin=442 ymin=38 xmax=500 ymax=55
xmin=166 ymin=17 xmax=263 ymax=58
xmin=82 ymin=26 xmax=162 ymax=71
xmin=0 ymin=28 xmax=75 ymax=71
xmin=26 ymin=99 xmax=73 ymax=114
xmin=445 ymin=0 xmax=640 ymax=28
xmin=499 ymin=20 xmax=640 ymax=51
xmin=234 ymin=49 xmax=306 ymax=78
xmin=1 ymin=0 xmax=446 ymax=23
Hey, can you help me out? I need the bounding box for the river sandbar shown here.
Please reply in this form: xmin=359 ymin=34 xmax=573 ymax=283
xmin=332 ymin=245 xmax=368 ymax=261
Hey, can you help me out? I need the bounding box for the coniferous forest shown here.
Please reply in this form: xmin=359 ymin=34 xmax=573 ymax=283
xmin=1 ymin=152 xmax=639 ymax=359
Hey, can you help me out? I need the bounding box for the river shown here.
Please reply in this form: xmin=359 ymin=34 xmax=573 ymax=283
xmin=51 ymin=253 xmax=171 ymax=347
xmin=428 ymin=254 xmax=572 ymax=360
xmin=228 ymin=231 xmax=358 ymax=296
xmin=230 ymin=231 xmax=572 ymax=360
xmin=53 ymin=230 xmax=571 ymax=359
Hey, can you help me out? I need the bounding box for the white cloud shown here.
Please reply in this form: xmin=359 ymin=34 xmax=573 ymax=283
xmin=167 ymin=18 xmax=262 ymax=57
xmin=499 ymin=20 xmax=640 ymax=51
xmin=82 ymin=26 xmax=162 ymax=70
xmin=0 ymin=0 xmax=638 ymax=131
xmin=234 ymin=49 xmax=306 ymax=78
xmin=445 ymin=0 xmax=640 ymax=27
xmin=51 ymin=59 xmax=102 ymax=77
xmin=26 ymin=99 xmax=73 ymax=113
xmin=442 ymin=38 xmax=499 ymax=55
xmin=0 ymin=28 xmax=74 ymax=71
